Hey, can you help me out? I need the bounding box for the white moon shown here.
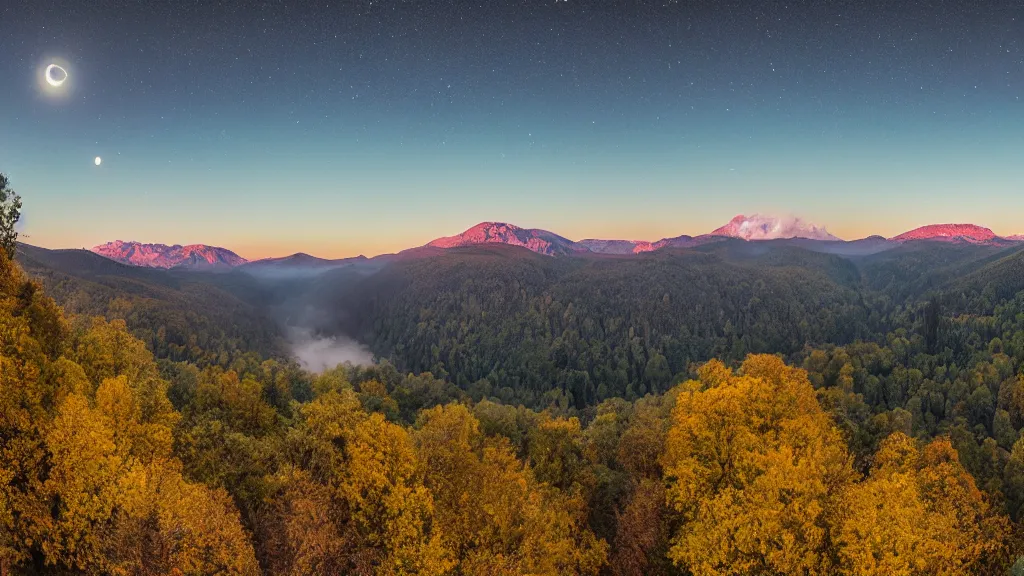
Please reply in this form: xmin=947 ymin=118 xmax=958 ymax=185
xmin=45 ymin=64 xmax=68 ymax=87
xmin=94 ymin=157 xmax=102 ymax=166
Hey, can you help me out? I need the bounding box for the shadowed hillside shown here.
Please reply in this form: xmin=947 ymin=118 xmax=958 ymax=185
xmin=16 ymin=243 xmax=285 ymax=367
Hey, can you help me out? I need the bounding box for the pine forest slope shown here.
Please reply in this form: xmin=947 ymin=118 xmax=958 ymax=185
xmin=16 ymin=243 xmax=285 ymax=367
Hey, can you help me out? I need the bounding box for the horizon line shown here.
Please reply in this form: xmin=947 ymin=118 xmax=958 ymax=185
xmin=23 ymin=217 xmax=1021 ymax=262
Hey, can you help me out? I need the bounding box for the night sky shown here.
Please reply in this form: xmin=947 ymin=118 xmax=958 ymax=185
xmin=2 ymin=0 xmax=1022 ymax=258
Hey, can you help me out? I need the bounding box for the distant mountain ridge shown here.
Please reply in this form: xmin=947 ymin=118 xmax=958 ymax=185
xmin=90 ymin=216 xmax=1024 ymax=266
xmin=426 ymin=222 xmax=586 ymax=256
xmin=92 ymin=240 xmax=247 ymax=269
xmin=245 ymin=252 xmax=367 ymax=267
xmin=576 ymin=239 xmax=657 ymax=255
xmin=240 ymin=253 xmax=370 ymax=278
xmin=890 ymin=224 xmax=999 ymax=243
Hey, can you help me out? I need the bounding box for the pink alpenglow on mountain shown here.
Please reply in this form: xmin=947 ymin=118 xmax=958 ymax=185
xmin=576 ymin=239 xmax=657 ymax=254
xmin=427 ymin=222 xmax=585 ymax=256
xmin=92 ymin=240 xmax=248 ymax=269
xmin=711 ymin=214 xmax=841 ymax=241
xmin=890 ymin=224 xmax=998 ymax=243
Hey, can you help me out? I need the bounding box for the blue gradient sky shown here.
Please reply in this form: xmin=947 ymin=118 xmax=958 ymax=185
xmin=2 ymin=0 xmax=1022 ymax=259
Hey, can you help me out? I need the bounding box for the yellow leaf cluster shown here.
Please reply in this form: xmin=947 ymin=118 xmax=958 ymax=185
xmin=663 ymin=355 xmax=853 ymax=575
xmin=415 ymin=404 xmax=607 ymax=575
xmin=0 ymin=256 xmax=259 ymax=574
xmin=835 ymin=434 xmax=1012 ymax=575
xmin=662 ymin=354 xmax=1013 ymax=576
xmin=264 ymin=390 xmax=451 ymax=575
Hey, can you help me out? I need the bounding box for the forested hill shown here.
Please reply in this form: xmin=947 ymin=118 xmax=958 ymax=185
xmin=857 ymin=240 xmax=1024 ymax=302
xmin=317 ymin=240 xmax=1024 ymax=528
xmin=333 ymin=243 xmax=878 ymax=406
xmin=15 ymin=243 xmax=286 ymax=369
xmin=20 ymin=238 xmax=1024 ymax=410
xmin=10 ymin=239 xmax=1024 ymax=572
xmin=5 ymin=247 xmax=1022 ymax=575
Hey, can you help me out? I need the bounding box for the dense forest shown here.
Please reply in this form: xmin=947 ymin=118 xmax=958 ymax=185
xmin=9 ymin=204 xmax=1024 ymax=572
xmin=322 ymin=242 xmax=1024 ymax=530
xmin=336 ymin=242 xmax=1024 ymax=408
xmin=4 ymin=250 xmax=1024 ymax=575
xmin=15 ymin=243 xmax=285 ymax=371
xmin=337 ymin=244 xmax=878 ymax=405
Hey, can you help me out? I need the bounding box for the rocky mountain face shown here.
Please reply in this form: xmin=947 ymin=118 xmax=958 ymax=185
xmin=890 ymin=224 xmax=1000 ymax=243
xmin=426 ymin=222 xmax=586 ymax=256
xmin=92 ymin=240 xmax=247 ymax=269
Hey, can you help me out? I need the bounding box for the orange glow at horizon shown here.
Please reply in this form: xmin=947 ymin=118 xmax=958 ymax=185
xmin=24 ymin=211 xmax=1024 ymax=263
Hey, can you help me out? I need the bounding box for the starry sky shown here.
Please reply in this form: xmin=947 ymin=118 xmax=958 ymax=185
xmin=2 ymin=0 xmax=1022 ymax=259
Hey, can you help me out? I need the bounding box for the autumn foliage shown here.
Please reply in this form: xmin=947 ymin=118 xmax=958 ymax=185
xmin=662 ymin=354 xmax=1015 ymax=576
xmin=0 ymin=251 xmax=258 ymax=574
xmin=1 ymin=251 xmax=1021 ymax=574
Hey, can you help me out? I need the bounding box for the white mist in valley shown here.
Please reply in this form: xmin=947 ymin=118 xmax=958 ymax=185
xmin=287 ymin=327 xmax=373 ymax=372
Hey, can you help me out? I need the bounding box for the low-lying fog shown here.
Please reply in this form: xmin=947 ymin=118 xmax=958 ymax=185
xmin=287 ymin=327 xmax=374 ymax=372
xmin=238 ymin=262 xmax=382 ymax=373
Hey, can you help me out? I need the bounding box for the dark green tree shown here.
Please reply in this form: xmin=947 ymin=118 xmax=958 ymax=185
xmin=924 ymin=296 xmax=940 ymax=354
xmin=0 ymin=172 xmax=22 ymax=259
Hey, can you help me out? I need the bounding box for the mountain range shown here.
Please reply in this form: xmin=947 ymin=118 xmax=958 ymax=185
xmin=87 ymin=215 xmax=1024 ymax=269
xmin=93 ymin=240 xmax=247 ymax=269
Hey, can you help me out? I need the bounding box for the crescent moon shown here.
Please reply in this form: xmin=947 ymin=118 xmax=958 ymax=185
xmin=45 ymin=64 xmax=67 ymax=87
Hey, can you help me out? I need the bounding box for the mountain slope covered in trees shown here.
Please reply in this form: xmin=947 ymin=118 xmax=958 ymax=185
xmin=332 ymin=244 xmax=876 ymax=407
xmin=13 ymin=234 xmax=1024 ymax=570
xmin=3 ymin=249 xmax=1021 ymax=574
xmin=15 ymin=243 xmax=285 ymax=369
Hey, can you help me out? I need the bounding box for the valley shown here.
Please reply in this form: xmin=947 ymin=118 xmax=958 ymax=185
xmin=7 ymin=0 xmax=1023 ymax=569
xmin=9 ymin=218 xmax=1024 ymax=574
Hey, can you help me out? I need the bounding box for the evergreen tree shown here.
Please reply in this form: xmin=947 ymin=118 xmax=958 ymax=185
xmin=0 ymin=173 xmax=21 ymax=259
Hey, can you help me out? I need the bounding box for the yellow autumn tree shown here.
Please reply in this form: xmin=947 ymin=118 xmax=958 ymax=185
xmin=413 ymin=403 xmax=608 ymax=575
xmin=0 ymin=253 xmax=258 ymax=575
xmin=528 ymin=414 xmax=595 ymax=495
xmin=263 ymin=389 xmax=452 ymax=575
xmin=835 ymin=432 xmax=1012 ymax=576
xmin=662 ymin=354 xmax=854 ymax=576
xmin=102 ymin=460 xmax=260 ymax=575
